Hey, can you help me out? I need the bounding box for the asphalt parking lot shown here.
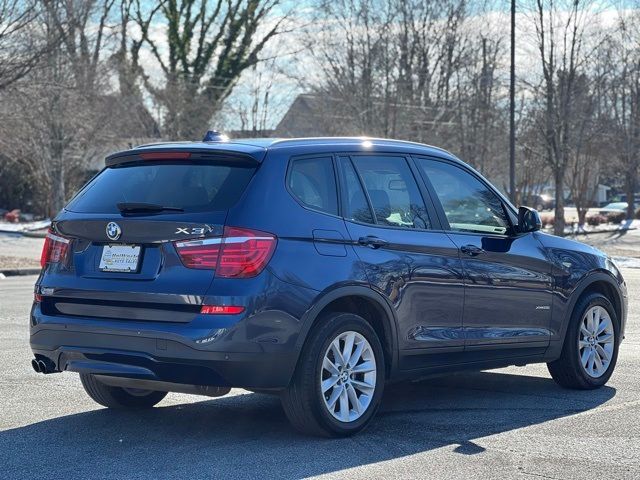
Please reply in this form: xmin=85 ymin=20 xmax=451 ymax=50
xmin=1 ymin=272 xmax=639 ymax=479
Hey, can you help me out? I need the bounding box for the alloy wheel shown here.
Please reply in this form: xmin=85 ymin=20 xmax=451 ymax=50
xmin=320 ymin=331 xmax=377 ymax=423
xmin=578 ymin=305 xmax=615 ymax=378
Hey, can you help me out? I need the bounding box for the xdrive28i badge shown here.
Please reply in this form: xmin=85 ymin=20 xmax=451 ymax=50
xmin=106 ymin=222 xmax=122 ymax=241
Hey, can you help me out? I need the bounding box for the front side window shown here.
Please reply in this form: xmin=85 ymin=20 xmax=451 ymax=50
xmin=288 ymin=157 xmax=338 ymax=215
xmin=416 ymin=159 xmax=509 ymax=235
xmin=350 ymin=156 xmax=430 ymax=229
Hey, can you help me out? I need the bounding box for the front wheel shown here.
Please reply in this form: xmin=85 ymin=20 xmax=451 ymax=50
xmin=281 ymin=313 xmax=385 ymax=437
xmin=80 ymin=373 xmax=168 ymax=408
xmin=547 ymin=293 xmax=620 ymax=389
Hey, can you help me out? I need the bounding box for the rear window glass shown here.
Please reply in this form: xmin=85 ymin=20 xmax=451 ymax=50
xmin=288 ymin=157 xmax=338 ymax=215
xmin=66 ymin=161 xmax=256 ymax=213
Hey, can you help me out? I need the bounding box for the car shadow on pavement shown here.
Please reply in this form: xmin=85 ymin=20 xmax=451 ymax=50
xmin=1 ymin=370 xmax=615 ymax=479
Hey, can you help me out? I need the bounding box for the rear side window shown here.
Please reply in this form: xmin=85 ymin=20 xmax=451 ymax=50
xmin=351 ymin=156 xmax=431 ymax=229
xmin=288 ymin=157 xmax=338 ymax=215
xmin=66 ymin=161 xmax=256 ymax=213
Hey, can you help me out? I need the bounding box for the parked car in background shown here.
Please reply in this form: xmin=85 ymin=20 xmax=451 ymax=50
xmin=599 ymin=202 xmax=628 ymax=221
xmin=530 ymin=193 xmax=555 ymax=211
xmin=30 ymin=135 xmax=628 ymax=437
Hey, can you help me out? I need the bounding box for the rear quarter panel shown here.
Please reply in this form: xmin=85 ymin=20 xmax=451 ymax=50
xmin=226 ymin=147 xmax=369 ymax=293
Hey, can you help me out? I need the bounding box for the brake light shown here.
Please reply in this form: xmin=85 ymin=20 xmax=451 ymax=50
xmin=140 ymin=152 xmax=191 ymax=160
xmin=174 ymin=226 xmax=276 ymax=277
xmin=200 ymin=305 xmax=244 ymax=315
xmin=40 ymin=229 xmax=70 ymax=268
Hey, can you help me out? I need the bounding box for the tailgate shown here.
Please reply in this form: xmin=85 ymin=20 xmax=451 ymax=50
xmin=38 ymin=155 xmax=257 ymax=322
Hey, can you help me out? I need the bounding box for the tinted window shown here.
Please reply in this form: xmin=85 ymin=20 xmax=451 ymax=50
xmin=351 ymin=156 xmax=430 ymax=229
xmin=288 ymin=157 xmax=338 ymax=215
xmin=66 ymin=161 xmax=256 ymax=214
xmin=338 ymin=157 xmax=374 ymax=224
xmin=417 ymin=159 xmax=509 ymax=234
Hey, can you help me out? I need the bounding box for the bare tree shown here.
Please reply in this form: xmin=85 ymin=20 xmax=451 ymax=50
xmin=310 ymin=0 xmax=472 ymax=141
xmin=308 ymin=0 xmax=396 ymax=136
xmin=218 ymin=59 xmax=290 ymax=136
xmin=0 ymin=0 xmax=121 ymax=215
xmin=607 ymin=8 xmax=640 ymax=221
xmin=529 ymin=0 xmax=603 ymax=235
xmin=0 ymin=0 xmax=46 ymax=88
xmin=128 ymin=0 xmax=288 ymax=139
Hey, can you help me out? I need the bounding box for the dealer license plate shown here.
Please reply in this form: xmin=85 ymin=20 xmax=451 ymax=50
xmin=99 ymin=245 xmax=141 ymax=272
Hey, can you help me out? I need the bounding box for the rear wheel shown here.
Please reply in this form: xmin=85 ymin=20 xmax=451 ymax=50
xmin=80 ymin=373 xmax=167 ymax=408
xmin=547 ymin=293 xmax=619 ymax=389
xmin=281 ymin=312 xmax=385 ymax=437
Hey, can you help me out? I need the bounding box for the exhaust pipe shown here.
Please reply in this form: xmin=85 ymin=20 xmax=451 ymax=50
xmin=38 ymin=360 xmax=48 ymax=373
xmin=32 ymin=357 xmax=57 ymax=374
xmin=31 ymin=359 xmax=42 ymax=373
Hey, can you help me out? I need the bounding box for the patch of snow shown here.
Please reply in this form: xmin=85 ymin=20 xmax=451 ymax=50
xmin=612 ymin=256 xmax=640 ymax=269
xmin=0 ymin=219 xmax=50 ymax=233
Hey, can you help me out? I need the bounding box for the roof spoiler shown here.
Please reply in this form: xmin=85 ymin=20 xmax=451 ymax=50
xmin=105 ymin=147 xmax=259 ymax=167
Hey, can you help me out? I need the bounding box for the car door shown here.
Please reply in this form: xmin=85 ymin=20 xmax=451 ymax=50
xmin=336 ymin=155 xmax=466 ymax=369
xmin=413 ymin=156 xmax=554 ymax=359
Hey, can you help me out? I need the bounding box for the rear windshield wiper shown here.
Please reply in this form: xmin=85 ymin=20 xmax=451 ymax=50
xmin=117 ymin=202 xmax=184 ymax=214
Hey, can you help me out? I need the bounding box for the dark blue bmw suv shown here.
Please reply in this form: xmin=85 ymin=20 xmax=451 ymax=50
xmin=30 ymin=135 xmax=628 ymax=436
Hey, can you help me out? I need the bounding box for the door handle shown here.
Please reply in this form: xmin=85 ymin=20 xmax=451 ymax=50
xmin=460 ymin=244 xmax=484 ymax=256
xmin=358 ymin=236 xmax=388 ymax=249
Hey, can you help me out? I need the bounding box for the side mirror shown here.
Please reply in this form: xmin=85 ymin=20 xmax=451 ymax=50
xmin=518 ymin=206 xmax=542 ymax=233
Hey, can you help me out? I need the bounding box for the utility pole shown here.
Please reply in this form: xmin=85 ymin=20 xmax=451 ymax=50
xmin=509 ymin=0 xmax=516 ymax=203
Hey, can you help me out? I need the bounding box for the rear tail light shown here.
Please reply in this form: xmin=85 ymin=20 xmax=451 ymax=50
xmin=174 ymin=226 xmax=276 ymax=278
xmin=172 ymin=240 xmax=220 ymax=269
xmin=217 ymin=227 xmax=277 ymax=278
xmin=40 ymin=229 xmax=71 ymax=268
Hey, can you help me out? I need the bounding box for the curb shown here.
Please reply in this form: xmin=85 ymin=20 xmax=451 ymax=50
xmin=0 ymin=268 xmax=41 ymax=277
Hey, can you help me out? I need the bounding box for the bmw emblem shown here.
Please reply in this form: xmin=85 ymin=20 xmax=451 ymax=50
xmin=106 ymin=222 xmax=122 ymax=241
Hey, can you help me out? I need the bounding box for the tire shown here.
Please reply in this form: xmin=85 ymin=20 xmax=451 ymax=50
xmin=547 ymin=293 xmax=620 ymax=389
xmin=80 ymin=373 xmax=167 ymax=408
xmin=280 ymin=312 xmax=385 ymax=437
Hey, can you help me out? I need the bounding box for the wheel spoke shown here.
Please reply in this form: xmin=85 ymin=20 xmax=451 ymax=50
xmin=323 ymin=356 xmax=340 ymax=376
xmin=326 ymin=384 xmax=343 ymax=409
xmin=595 ymin=317 xmax=609 ymax=336
xmin=580 ymin=324 xmax=591 ymax=337
xmin=351 ymin=378 xmax=375 ymax=394
xmin=581 ymin=347 xmax=591 ymax=367
xmin=588 ymin=310 xmax=597 ymax=334
xmin=578 ymin=340 xmax=590 ymax=349
xmin=342 ymin=332 xmax=356 ymax=367
xmin=597 ymin=332 xmax=614 ymax=344
xmin=595 ymin=344 xmax=610 ymax=362
xmin=322 ymin=375 xmax=339 ymax=393
xmin=351 ymin=360 xmax=376 ymax=374
xmin=587 ymin=350 xmax=596 ymax=374
xmin=339 ymin=385 xmax=350 ymax=421
xmin=348 ymin=341 xmax=365 ymax=368
xmin=593 ymin=351 xmax=604 ymax=372
xmin=330 ymin=340 xmax=346 ymax=367
xmin=593 ymin=307 xmax=601 ymax=330
xmin=346 ymin=384 xmax=361 ymax=414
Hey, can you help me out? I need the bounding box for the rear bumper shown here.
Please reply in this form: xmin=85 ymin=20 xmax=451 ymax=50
xmin=30 ymin=304 xmax=301 ymax=389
